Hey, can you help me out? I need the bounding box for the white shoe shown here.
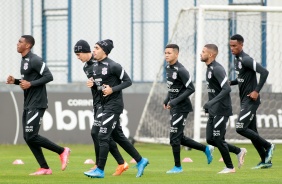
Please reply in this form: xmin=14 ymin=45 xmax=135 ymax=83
xmin=218 ymin=167 xmax=236 ymax=174
xmin=237 ymin=148 xmax=247 ymax=168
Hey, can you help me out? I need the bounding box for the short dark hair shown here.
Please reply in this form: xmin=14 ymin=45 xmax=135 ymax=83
xmin=230 ymin=34 xmax=244 ymax=43
xmin=204 ymin=44 xmax=218 ymax=55
xmin=165 ymin=44 xmax=179 ymax=52
xmin=21 ymin=35 xmax=35 ymax=48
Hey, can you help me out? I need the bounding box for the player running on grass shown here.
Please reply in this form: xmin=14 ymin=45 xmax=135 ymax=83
xmin=84 ymin=39 xmax=148 ymax=178
xmin=6 ymin=35 xmax=70 ymax=175
xmin=229 ymin=34 xmax=275 ymax=169
xmin=163 ymin=44 xmax=214 ymax=174
xmin=201 ymin=44 xmax=247 ymax=174
xmin=74 ymin=39 xmax=128 ymax=176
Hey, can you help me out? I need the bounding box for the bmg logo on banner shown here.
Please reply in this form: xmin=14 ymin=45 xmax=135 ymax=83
xmin=43 ymin=100 xmax=130 ymax=138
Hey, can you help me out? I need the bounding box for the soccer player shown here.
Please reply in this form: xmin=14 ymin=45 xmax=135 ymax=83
xmin=6 ymin=35 xmax=70 ymax=175
xmin=73 ymin=39 xmax=129 ymax=176
xmin=229 ymin=34 xmax=275 ymax=169
xmin=200 ymin=44 xmax=247 ymax=174
xmin=163 ymin=44 xmax=214 ymax=174
xmin=84 ymin=39 xmax=148 ymax=178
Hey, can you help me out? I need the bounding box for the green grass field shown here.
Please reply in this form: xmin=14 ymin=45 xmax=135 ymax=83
xmin=0 ymin=143 xmax=280 ymax=184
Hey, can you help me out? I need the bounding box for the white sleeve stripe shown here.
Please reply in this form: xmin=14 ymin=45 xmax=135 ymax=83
xmin=40 ymin=62 xmax=46 ymax=75
xmin=185 ymin=77 xmax=191 ymax=87
xmin=253 ymin=60 xmax=256 ymax=71
xmin=221 ymin=76 xmax=228 ymax=88
xmin=120 ymin=69 xmax=125 ymax=80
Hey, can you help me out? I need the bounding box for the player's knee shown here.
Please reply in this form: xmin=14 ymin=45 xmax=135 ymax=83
xmin=24 ymin=135 xmax=37 ymax=144
xmin=170 ymin=138 xmax=180 ymax=147
xmin=206 ymin=138 xmax=214 ymax=146
xmin=236 ymin=127 xmax=246 ymax=135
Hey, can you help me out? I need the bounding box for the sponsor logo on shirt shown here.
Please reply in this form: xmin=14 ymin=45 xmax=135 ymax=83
xmin=168 ymin=88 xmax=179 ymax=92
xmin=207 ymin=88 xmax=215 ymax=93
xmin=237 ymin=78 xmax=244 ymax=82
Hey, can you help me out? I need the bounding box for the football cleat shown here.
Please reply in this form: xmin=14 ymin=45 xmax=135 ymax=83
xmin=112 ymin=162 xmax=129 ymax=176
xmin=205 ymin=145 xmax=214 ymax=164
xmin=60 ymin=147 xmax=71 ymax=171
xmin=166 ymin=166 xmax=183 ymax=174
xmin=136 ymin=158 xmax=149 ymax=177
xmin=29 ymin=168 xmax=52 ymax=175
xmin=237 ymin=148 xmax=247 ymax=168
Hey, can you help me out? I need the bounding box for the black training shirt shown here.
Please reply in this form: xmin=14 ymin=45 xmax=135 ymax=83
xmin=83 ymin=56 xmax=100 ymax=107
xmin=92 ymin=57 xmax=132 ymax=114
xmin=164 ymin=61 xmax=194 ymax=113
xmin=15 ymin=51 xmax=53 ymax=110
xmin=205 ymin=61 xmax=232 ymax=116
xmin=230 ymin=51 xmax=268 ymax=104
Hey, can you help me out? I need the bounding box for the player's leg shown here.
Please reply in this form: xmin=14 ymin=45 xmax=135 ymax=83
xmin=22 ymin=109 xmax=49 ymax=172
xmin=248 ymin=115 xmax=274 ymax=169
xmin=111 ymin=119 xmax=148 ymax=177
xmin=236 ymin=102 xmax=272 ymax=158
xmin=211 ymin=116 xmax=235 ymax=173
xmin=166 ymin=112 xmax=187 ymax=173
xmin=85 ymin=113 xmax=118 ymax=178
xmin=248 ymin=115 xmax=266 ymax=162
xmin=206 ymin=116 xmax=216 ymax=147
xmin=90 ymin=106 xmax=103 ymax=169
xmin=180 ymin=113 xmax=213 ymax=164
xmin=109 ymin=137 xmax=129 ymax=176
xmin=24 ymin=108 xmax=70 ymax=173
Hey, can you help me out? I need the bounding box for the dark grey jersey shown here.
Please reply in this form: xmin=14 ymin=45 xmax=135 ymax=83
xmin=205 ymin=61 xmax=232 ymax=116
xmin=230 ymin=51 xmax=269 ymax=103
xmin=164 ymin=61 xmax=194 ymax=113
xmin=92 ymin=57 xmax=132 ymax=114
xmin=83 ymin=57 xmax=100 ymax=107
xmin=18 ymin=51 xmax=53 ymax=110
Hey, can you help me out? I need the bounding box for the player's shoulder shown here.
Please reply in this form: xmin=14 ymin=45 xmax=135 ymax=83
xmin=241 ymin=52 xmax=253 ymax=62
xmin=105 ymin=57 xmax=123 ymax=70
xmin=29 ymin=52 xmax=43 ymax=62
xmin=175 ymin=61 xmax=186 ymax=71
xmin=210 ymin=61 xmax=224 ymax=71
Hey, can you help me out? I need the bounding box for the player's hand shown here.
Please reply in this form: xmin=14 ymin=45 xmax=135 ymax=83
xmin=19 ymin=80 xmax=31 ymax=90
xmin=102 ymin=84 xmax=113 ymax=97
xmin=86 ymin=78 xmax=94 ymax=88
xmin=166 ymin=102 xmax=171 ymax=109
xmin=203 ymin=102 xmax=210 ymax=110
xmin=163 ymin=104 xmax=170 ymax=110
xmin=247 ymin=91 xmax=259 ymax=101
xmin=6 ymin=75 xmax=15 ymax=84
